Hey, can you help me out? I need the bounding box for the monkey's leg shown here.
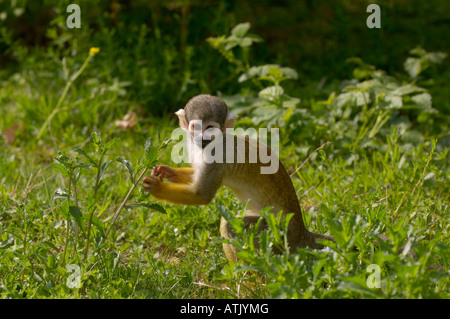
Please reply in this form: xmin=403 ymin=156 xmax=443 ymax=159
xmin=220 ymin=217 xmax=239 ymax=263
xmin=152 ymin=165 xmax=194 ymax=184
xmin=219 ymin=214 xmax=269 ymax=263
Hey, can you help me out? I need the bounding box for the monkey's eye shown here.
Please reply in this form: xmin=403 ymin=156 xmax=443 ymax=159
xmin=206 ymin=125 xmax=215 ymax=130
xmin=193 ymin=124 xmax=202 ymax=131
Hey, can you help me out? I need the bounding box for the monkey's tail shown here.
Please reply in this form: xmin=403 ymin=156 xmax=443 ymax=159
xmin=310 ymin=232 xmax=334 ymax=250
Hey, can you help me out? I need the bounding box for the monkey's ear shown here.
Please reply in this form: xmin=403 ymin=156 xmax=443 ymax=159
xmin=224 ymin=113 xmax=237 ymax=129
xmin=175 ymin=109 xmax=188 ymax=129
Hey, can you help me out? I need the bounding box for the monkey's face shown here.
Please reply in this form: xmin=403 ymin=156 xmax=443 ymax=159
xmin=175 ymin=95 xmax=237 ymax=149
xmin=188 ymin=119 xmax=222 ymax=148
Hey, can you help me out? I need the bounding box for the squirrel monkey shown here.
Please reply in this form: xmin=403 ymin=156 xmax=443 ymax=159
xmin=143 ymin=94 xmax=332 ymax=262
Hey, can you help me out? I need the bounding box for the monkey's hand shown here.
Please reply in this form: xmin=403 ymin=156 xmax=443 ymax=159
xmin=142 ymin=175 xmax=163 ymax=195
xmin=152 ymin=165 xmax=194 ymax=184
xmin=152 ymin=165 xmax=179 ymax=182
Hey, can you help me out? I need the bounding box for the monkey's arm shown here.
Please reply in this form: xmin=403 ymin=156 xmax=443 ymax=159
xmin=143 ymin=175 xmax=213 ymax=205
xmin=152 ymin=165 xmax=194 ymax=184
xmin=144 ymin=164 xmax=223 ymax=206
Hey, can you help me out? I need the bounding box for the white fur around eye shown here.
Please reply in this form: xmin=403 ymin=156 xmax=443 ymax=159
xmin=189 ymin=121 xmax=203 ymax=132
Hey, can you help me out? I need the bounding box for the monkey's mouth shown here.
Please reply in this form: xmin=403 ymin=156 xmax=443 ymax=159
xmin=193 ymin=131 xmax=219 ymax=148
xmin=201 ymin=138 xmax=213 ymax=148
xmin=202 ymin=140 xmax=211 ymax=148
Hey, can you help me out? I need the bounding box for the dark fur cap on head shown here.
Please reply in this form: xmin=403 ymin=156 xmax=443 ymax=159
xmin=184 ymin=94 xmax=229 ymax=126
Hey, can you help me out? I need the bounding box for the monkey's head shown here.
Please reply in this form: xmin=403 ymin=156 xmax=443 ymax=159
xmin=175 ymin=94 xmax=237 ymax=148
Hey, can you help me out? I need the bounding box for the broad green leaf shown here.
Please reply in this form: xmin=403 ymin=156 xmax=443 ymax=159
xmin=268 ymin=66 xmax=283 ymax=79
xmin=206 ymin=35 xmax=226 ymax=49
xmin=238 ymin=37 xmax=252 ymax=47
xmin=384 ymin=94 xmax=402 ymax=109
xmin=143 ymin=137 xmax=158 ymax=168
xmin=334 ymin=91 xmax=370 ymax=107
xmin=69 ymin=205 xmax=82 ymax=219
xmin=74 ymin=148 xmax=98 ymax=167
xmin=280 ymin=96 xmax=300 ymax=109
xmin=327 ymin=218 xmax=346 ymax=248
xmin=53 ymin=162 xmax=68 ymax=176
xmin=53 ymin=188 xmax=69 ymax=201
xmin=0 ymin=235 xmax=14 ymax=249
xmin=78 ymin=162 xmax=92 ymax=170
xmin=281 ymin=106 xmax=295 ymax=122
xmin=41 ymin=240 xmax=59 ymax=252
xmin=238 ymin=64 xmax=278 ymax=82
xmin=251 ymin=104 xmax=280 ymax=125
xmin=99 ymin=160 xmax=112 ymax=180
xmin=125 ymin=203 xmax=166 ymax=214
xmin=280 ymin=67 xmax=298 ymax=80
xmin=69 ymin=205 xmax=84 ymax=231
xmin=116 ymin=156 xmax=134 ymax=183
xmin=409 ymin=47 xmax=426 ymax=57
xmin=404 ymin=57 xmax=422 ymax=79
xmin=424 ymin=51 xmax=447 ymax=64
xmin=225 ymin=39 xmax=238 ymax=51
xmin=244 ymin=33 xmax=263 ymax=44
xmin=411 ymin=92 xmax=432 ymax=109
xmin=92 ymin=131 xmax=101 ymax=147
xmin=259 ymin=230 xmax=269 ymax=255
xmin=238 ymin=64 xmax=294 ymax=83
xmin=355 ymin=79 xmax=381 ymax=91
xmin=264 ymin=212 xmax=282 ymax=244
xmin=55 ymin=267 xmax=67 ymax=276
xmin=105 ymin=138 xmax=120 ymax=151
xmin=231 ymin=22 xmax=250 ymax=38
xmin=217 ymin=205 xmax=233 ymax=221
xmin=353 ymin=67 xmax=373 ymax=79
xmin=392 ymin=84 xmax=424 ymax=96
xmin=54 ymin=152 xmax=76 ymax=170
xmin=258 ymin=85 xmax=284 ymax=101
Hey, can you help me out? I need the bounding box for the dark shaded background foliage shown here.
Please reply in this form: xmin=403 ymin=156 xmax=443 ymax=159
xmin=1 ymin=0 xmax=449 ymax=115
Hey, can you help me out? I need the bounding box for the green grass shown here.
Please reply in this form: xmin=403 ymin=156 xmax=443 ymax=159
xmin=0 ymin=16 xmax=449 ymax=299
